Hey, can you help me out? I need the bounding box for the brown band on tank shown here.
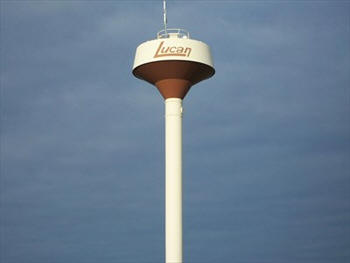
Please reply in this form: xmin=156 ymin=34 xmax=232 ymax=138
xmin=132 ymin=60 xmax=215 ymax=99
xmin=155 ymin=79 xmax=191 ymax=99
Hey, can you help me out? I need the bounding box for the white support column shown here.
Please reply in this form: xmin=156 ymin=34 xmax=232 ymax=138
xmin=165 ymin=98 xmax=183 ymax=263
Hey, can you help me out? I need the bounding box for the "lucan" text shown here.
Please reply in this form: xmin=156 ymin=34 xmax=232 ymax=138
xmin=154 ymin=41 xmax=192 ymax=58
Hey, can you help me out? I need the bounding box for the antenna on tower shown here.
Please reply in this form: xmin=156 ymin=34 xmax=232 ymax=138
xmin=163 ymin=0 xmax=168 ymax=35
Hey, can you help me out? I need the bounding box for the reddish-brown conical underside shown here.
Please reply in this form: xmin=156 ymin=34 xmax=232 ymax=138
xmin=132 ymin=60 xmax=215 ymax=99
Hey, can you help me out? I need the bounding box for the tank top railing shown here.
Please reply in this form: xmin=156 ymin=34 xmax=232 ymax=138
xmin=157 ymin=29 xmax=190 ymax=39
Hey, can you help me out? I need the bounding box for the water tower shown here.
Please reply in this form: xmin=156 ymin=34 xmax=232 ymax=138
xmin=132 ymin=2 xmax=215 ymax=262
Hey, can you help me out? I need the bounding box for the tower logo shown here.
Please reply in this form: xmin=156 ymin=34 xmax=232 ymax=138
xmin=154 ymin=41 xmax=192 ymax=58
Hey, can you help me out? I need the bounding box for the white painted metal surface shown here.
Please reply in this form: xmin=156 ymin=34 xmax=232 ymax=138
xmin=133 ymin=37 xmax=214 ymax=70
xmin=165 ymin=98 xmax=183 ymax=263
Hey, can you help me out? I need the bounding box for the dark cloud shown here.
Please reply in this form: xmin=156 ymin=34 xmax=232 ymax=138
xmin=1 ymin=1 xmax=349 ymax=263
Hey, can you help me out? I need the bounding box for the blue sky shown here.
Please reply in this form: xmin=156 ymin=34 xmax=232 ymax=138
xmin=1 ymin=1 xmax=349 ymax=263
